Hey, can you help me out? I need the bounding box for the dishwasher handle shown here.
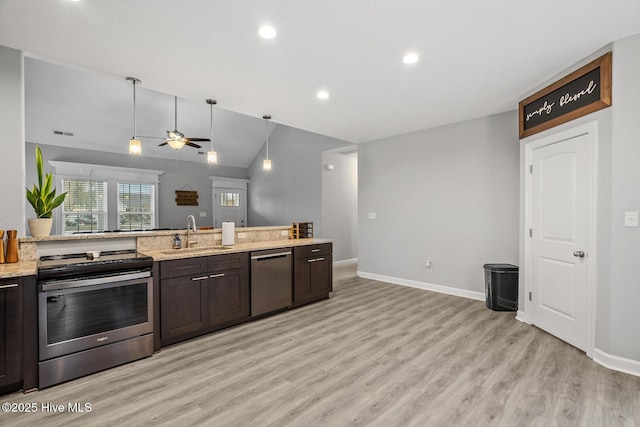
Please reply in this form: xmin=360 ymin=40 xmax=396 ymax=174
xmin=251 ymin=251 xmax=292 ymax=261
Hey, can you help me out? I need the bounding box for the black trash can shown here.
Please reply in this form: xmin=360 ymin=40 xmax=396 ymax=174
xmin=483 ymin=264 xmax=518 ymax=311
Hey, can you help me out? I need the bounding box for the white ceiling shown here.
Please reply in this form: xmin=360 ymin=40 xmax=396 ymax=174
xmin=2 ymin=0 xmax=640 ymax=153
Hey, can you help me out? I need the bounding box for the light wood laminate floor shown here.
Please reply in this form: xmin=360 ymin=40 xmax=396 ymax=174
xmin=2 ymin=269 xmax=639 ymax=426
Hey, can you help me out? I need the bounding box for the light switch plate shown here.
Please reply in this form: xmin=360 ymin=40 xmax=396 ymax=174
xmin=624 ymin=211 xmax=638 ymax=227
xmin=199 ymin=212 xmax=206 ymax=217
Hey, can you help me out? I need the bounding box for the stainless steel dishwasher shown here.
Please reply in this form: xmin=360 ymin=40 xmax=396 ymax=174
xmin=250 ymin=248 xmax=292 ymax=316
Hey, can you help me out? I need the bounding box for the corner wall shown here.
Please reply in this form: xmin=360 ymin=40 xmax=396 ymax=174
xmin=358 ymin=111 xmax=519 ymax=294
xmin=0 ymin=46 xmax=26 ymax=235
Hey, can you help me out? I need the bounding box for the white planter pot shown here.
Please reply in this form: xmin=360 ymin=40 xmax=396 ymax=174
xmin=28 ymin=217 xmax=53 ymax=237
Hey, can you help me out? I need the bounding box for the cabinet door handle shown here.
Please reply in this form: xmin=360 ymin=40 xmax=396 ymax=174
xmin=316 ymin=257 xmax=325 ymax=262
xmin=307 ymin=258 xmax=317 ymax=263
xmin=0 ymin=283 xmax=19 ymax=289
xmin=210 ymin=273 xmax=225 ymax=278
xmin=191 ymin=276 xmax=209 ymax=281
xmin=311 ymin=249 xmax=321 ymax=253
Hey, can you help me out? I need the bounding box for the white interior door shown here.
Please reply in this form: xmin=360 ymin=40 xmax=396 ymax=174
xmin=530 ymin=131 xmax=592 ymax=352
xmin=213 ymin=187 xmax=247 ymax=228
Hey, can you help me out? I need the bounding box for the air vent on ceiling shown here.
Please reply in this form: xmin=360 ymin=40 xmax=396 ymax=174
xmin=52 ymin=129 xmax=74 ymax=137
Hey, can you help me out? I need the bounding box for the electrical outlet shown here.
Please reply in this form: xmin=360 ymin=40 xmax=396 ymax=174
xmin=199 ymin=212 xmax=206 ymax=217
xmin=425 ymin=260 xmax=432 ymax=271
xmin=281 ymin=230 xmax=289 ymax=236
xmin=238 ymin=232 xmax=247 ymax=239
xmin=624 ymin=211 xmax=638 ymax=227
xmin=368 ymin=212 xmax=377 ymax=219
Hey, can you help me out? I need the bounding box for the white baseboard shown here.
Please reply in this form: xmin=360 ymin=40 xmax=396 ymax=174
xmin=333 ymin=258 xmax=357 ymax=267
xmin=357 ymin=271 xmax=484 ymax=301
xmin=515 ymin=310 xmax=529 ymax=324
xmin=593 ymin=349 xmax=640 ymax=378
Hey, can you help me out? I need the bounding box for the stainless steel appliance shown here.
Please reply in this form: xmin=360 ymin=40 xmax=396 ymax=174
xmin=37 ymin=250 xmax=154 ymax=388
xmin=250 ymin=249 xmax=292 ymax=316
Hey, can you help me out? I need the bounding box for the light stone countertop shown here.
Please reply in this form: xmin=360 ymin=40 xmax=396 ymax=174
xmin=0 ymin=260 xmax=37 ymax=279
xmin=142 ymin=238 xmax=332 ymax=262
xmin=18 ymin=225 xmax=290 ymax=243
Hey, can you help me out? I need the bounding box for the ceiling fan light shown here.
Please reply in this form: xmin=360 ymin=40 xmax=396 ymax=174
xmin=129 ymin=139 xmax=142 ymax=155
xmin=263 ymin=158 xmax=272 ymax=171
xmin=207 ymin=150 xmax=218 ymax=164
xmin=167 ymin=139 xmax=185 ymax=150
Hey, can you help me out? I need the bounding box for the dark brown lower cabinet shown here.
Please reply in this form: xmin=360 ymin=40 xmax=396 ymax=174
xmin=160 ymin=252 xmax=249 ymax=346
xmin=293 ymin=243 xmax=333 ymax=307
xmin=0 ymin=277 xmax=22 ymax=392
xmin=207 ymin=267 xmax=249 ymax=326
xmin=160 ymin=274 xmax=208 ymax=341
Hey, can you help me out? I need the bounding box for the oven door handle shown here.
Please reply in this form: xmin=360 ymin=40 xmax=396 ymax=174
xmin=40 ymin=271 xmax=151 ymax=292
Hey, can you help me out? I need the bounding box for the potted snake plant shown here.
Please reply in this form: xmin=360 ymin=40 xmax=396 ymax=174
xmin=26 ymin=145 xmax=67 ymax=237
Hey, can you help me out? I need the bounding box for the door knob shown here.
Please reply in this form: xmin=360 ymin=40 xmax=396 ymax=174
xmin=573 ymin=250 xmax=585 ymax=258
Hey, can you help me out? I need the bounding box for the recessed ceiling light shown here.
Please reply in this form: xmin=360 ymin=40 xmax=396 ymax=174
xmin=258 ymin=25 xmax=277 ymax=39
xmin=317 ymin=90 xmax=330 ymax=100
xmin=402 ymin=53 xmax=419 ymax=64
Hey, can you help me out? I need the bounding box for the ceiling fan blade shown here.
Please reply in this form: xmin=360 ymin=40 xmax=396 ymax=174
xmin=186 ymin=142 xmax=202 ymax=149
xmin=158 ymin=142 xmax=168 ymax=147
xmin=138 ymin=135 xmax=166 ymax=140
xmin=185 ymin=138 xmax=210 ymax=142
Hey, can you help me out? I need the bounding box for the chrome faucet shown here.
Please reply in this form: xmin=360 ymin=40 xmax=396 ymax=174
xmin=186 ymin=215 xmax=198 ymax=248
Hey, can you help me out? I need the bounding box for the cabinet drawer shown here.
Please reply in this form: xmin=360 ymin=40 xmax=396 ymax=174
xmin=160 ymin=256 xmax=208 ymax=279
xmin=294 ymin=243 xmax=332 ymax=259
xmin=208 ymin=252 xmax=249 ymax=272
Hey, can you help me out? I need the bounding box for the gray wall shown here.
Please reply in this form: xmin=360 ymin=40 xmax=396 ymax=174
xmin=358 ymin=111 xmax=520 ymax=293
xmin=609 ymin=35 xmax=640 ymax=360
xmin=0 ymin=46 xmax=26 ymax=235
xmin=518 ymin=35 xmax=640 ymax=363
xmin=247 ymin=124 xmax=351 ymax=237
xmin=25 ymin=142 xmax=248 ymax=232
xmin=321 ymin=150 xmax=358 ymax=262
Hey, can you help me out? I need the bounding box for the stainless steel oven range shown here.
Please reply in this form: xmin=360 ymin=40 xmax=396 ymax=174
xmin=37 ymin=250 xmax=154 ymax=388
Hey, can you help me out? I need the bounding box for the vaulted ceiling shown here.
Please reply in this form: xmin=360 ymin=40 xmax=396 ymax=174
xmin=2 ymin=0 xmax=640 ymax=164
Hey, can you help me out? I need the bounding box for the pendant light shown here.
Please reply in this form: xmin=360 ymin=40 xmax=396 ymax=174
xmin=206 ymin=99 xmax=218 ymax=164
xmin=126 ymin=77 xmax=142 ymax=155
xmin=262 ymin=115 xmax=272 ymax=171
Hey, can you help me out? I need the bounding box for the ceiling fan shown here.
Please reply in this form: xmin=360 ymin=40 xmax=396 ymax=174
xmin=158 ymin=96 xmax=210 ymax=150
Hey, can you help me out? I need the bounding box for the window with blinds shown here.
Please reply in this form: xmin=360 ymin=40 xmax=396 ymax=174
xmin=62 ymin=179 xmax=107 ymax=234
xmin=118 ymin=183 xmax=155 ymax=230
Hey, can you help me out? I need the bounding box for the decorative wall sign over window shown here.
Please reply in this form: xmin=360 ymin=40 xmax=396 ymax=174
xmin=519 ymin=52 xmax=611 ymax=139
xmin=175 ymin=190 xmax=199 ymax=206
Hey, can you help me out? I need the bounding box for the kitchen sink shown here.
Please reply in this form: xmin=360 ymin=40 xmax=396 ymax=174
xmin=160 ymin=246 xmax=234 ymax=255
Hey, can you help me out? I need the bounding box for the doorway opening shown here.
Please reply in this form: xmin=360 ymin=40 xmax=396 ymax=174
xmin=321 ymin=146 xmax=358 ymax=266
xmin=210 ymin=177 xmax=249 ymax=228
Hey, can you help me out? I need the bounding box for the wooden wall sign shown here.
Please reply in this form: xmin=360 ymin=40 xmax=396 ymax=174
xmin=175 ymin=190 xmax=199 ymax=206
xmin=519 ymin=52 xmax=611 ymax=139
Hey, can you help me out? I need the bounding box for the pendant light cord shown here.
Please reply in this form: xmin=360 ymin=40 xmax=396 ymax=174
xmin=210 ymin=102 xmax=214 ymax=150
xmin=132 ymin=80 xmax=137 ymax=138
xmin=265 ymin=118 xmax=269 ymax=159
